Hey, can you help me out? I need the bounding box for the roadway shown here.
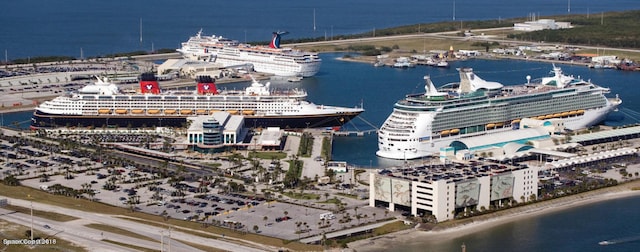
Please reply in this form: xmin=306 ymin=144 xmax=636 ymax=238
xmin=2 ymin=197 xmax=274 ymax=252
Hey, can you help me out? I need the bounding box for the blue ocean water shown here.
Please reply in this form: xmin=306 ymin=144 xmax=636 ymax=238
xmin=390 ymin=194 xmax=640 ymax=252
xmin=1 ymin=0 xmax=639 ymax=59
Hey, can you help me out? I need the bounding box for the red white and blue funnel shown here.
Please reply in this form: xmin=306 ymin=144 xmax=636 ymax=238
xmin=269 ymin=31 xmax=289 ymax=49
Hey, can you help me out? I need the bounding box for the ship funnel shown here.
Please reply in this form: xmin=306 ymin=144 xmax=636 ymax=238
xmin=269 ymin=31 xmax=289 ymax=49
xmin=139 ymin=73 xmax=160 ymax=94
xmin=196 ymin=75 xmax=218 ymax=95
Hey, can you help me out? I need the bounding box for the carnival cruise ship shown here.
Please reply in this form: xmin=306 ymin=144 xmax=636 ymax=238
xmin=30 ymin=74 xmax=363 ymax=129
xmin=377 ymin=66 xmax=622 ymax=160
xmin=177 ymin=30 xmax=321 ymax=77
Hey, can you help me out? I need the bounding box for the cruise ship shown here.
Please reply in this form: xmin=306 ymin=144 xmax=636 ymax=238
xmin=30 ymin=74 xmax=363 ymax=129
xmin=377 ymin=66 xmax=622 ymax=160
xmin=177 ymin=30 xmax=321 ymax=77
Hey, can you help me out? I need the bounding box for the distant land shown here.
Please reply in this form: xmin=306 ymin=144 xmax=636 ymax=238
xmin=3 ymin=10 xmax=640 ymax=65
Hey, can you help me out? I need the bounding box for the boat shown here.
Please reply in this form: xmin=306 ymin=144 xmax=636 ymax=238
xmin=131 ymin=109 xmax=144 ymax=114
xmin=376 ymin=66 xmax=622 ymax=159
xmin=392 ymin=57 xmax=416 ymax=68
xmin=436 ymin=60 xmax=449 ymax=68
xmin=177 ymin=30 xmax=321 ymax=77
xmin=31 ymin=74 xmax=363 ymax=129
xmin=598 ymin=241 xmax=611 ymax=246
xmin=196 ymin=109 xmax=207 ymax=115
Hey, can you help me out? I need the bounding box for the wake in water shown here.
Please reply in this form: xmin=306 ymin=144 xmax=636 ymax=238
xmin=599 ymin=234 xmax=640 ymax=246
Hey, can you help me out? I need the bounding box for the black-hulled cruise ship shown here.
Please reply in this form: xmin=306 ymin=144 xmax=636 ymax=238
xmin=30 ymin=74 xmax=363 ymax=129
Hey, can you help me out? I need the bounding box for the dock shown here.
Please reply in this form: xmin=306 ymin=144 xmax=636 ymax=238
xmin=332 ymin=129 xmax=377 ymax=136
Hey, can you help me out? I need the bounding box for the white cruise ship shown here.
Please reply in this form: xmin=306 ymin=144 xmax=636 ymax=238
xmin=31 ymin=74 xmax=362 ymax=129
xmin=377 ymin=66 xmax=622 ymax=160
xmin=177 ymin=30 xmax=321 ymax=77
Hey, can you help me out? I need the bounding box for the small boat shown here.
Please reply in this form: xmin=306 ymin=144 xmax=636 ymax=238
xmin=115 ymin=109 xmax=128 ymax=114
xmin=436 ymin=61 xmax=449 ymax=68
xmin=165 ymin=109 xmax=176 ymax=114
xmin=209 ymin=110 xmax=221 ymax=114
xmin=287 ymin=76 xmax=302 ymax=82
xmin=242 ymin=110 xmax=255 ymax=115
xmin=511 ymin=119 xmax=521 ymax=124
xmin=373 ymin=61 xmax=385 ymax=67
xmin=440 ymin=130 xmax=450 ymax=135
xmin=131 ymin=109 xmax=144 ymax=114
xmin=598 ymin=240 xmax=611 ymax=246
xmin=98 ymin=109 xmax=111 ymax=114
xmin=227 ymin=110 xmax=239 ymax=115
xmin=449 ymin=128 xmax=460 ymax=134
xmin=181 ymin=109 xmax=193 ymax=115
xmin=148 ymin=109 xmax=160 ymax=114
xmin=196 ymin=109 xmax=207 ymax=115
xmin=486 ymin=123 xmax=495 ymax=129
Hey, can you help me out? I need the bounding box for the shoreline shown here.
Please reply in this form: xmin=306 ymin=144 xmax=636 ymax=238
xmin=348 ymin=179 xmax=640 ymax=251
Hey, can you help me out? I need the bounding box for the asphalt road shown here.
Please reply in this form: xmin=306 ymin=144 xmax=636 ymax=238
xmin=2 ymin=197 xmax=274 ymax=252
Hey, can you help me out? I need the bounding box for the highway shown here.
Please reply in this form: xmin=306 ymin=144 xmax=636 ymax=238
xmin=2 ymin=197 xmax=275 ymax=252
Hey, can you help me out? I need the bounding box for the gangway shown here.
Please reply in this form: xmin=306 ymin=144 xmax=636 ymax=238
xmin=332 ymin=116 xmax=378 ymax=137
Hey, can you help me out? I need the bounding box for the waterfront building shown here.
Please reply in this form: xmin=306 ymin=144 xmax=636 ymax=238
xmin=186 ymin=112 xmax=245 ymax=153
xmin=369 ymin=163 xmax=538 ymax=222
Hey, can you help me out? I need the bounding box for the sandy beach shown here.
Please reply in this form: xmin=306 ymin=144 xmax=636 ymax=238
xmin=349 ymin=178 xmax=640 ymax=251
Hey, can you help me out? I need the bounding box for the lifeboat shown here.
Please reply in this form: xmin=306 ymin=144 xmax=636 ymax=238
xmin=209 ymin=110 xmax=221 ymax=115
xmin=440 ymin=130 xmax=451 ymax=135
xmin=511 ymin=119 xmax=521 ymax=124
xmin=227 ymin=110 xmax=239 ymax=115
xmin=181 ymin=109 xmax=193 ymax=115
xmin=495 ymin=122 xmax=504 ymax=127
xmin=165 ymin=109 xmax=176 ymax=115
xmin=115 ymin=109 xmax=128 ymax=114
xmin=148 ymin=109 xmax=160 ymax=114
xmin=536 ymin=116 xmax=546 ymax=120
xmin=552 ymin=113 xmax=562 ymax=118
xmin=450 ymin=128 xmax=460 ymax=134
xmin=577 ymin=110 xmax=585 ymax=115
xmin=568 ymin=110 xmax=578 ymax=116
xmin=196 ymin=109 xmax=207 ymax=115
xmin=98 ymin=109 xmax=111 ymax=114
xmin=131 ymin=109 xmax=144 ymax=114
xmin=242 ymin=110 xmax=255 ymax=115
xmin=544 ymin=114 xmax=554 ymax=119
xmin=486 ymin=123 xmax=495 ymax=129
xmin=561 ymin=112 xmax=570 ymax=117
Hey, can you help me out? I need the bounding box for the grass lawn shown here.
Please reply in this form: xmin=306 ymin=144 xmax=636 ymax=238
xmin=102 ymin=239 xmax=156 ymax=252
xmin=85 ymin=223 xmax=158 ymax=243
xmin=0 ymin=219 xmax=87 ymax=252
xmin=4 ymin=205 xmax=79 ymax=222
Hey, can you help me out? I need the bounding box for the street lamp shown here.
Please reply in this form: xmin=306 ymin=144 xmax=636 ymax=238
xmin=28 ymin=194 xmax=33 ymax=241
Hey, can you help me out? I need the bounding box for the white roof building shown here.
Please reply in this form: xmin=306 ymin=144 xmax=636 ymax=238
xmin=514 ymin=19 xmax=572 ymax=31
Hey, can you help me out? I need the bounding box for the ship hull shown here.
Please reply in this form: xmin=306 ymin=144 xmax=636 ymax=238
xmin=30 ymin=110 xmax=361 ymax=129
xmin=376 ymin=104 xmax=619 ymax=160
